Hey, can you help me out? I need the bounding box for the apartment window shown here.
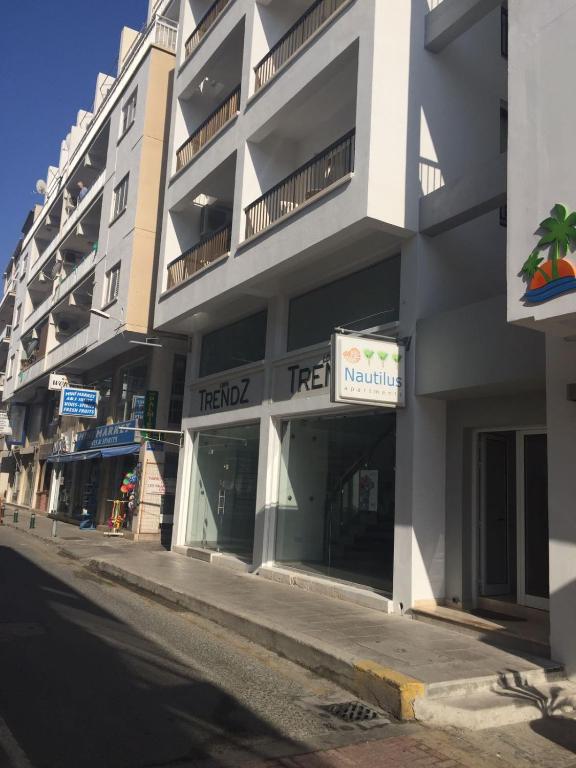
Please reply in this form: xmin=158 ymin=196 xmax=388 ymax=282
xmin=168 ymin=354 xmax=187 ymax=425
xmin=199 ymin=311 xmax=267 ymax=377
xmin=14 ymin=304 xmax=21 ymax=328
xmin=501 ymin=6 xmax=508 ymax=58
xmin=112 ymin=175 xmax=129 ymax=221
xmin=20 ymin=255 xmax=28 ymax=281
xmin=121 ymin=89 xmax=137 ymax=137
xmin=7 ymin=354 xmax=14 ymax=379
xmin=105 ymin=263 xmax=121 ymax=305
xmin=287 ymin=258 xmax=401 ymax=352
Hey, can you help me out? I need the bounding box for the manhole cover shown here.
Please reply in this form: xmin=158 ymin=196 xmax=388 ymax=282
xmin=321 ymin=701 xmax=385 ymax=723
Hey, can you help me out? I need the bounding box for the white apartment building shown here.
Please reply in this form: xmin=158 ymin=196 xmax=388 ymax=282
xmin=151 ymin=0 xmax=563 ymax=661
xmin=507 ymin=0 xmax=576 ymax=675
xmin=2 ymin=0 xmax=185 ymax=541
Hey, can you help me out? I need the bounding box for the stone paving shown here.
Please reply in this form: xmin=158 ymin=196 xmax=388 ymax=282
xmin=1 ymin=507 xmax=560 ymax=700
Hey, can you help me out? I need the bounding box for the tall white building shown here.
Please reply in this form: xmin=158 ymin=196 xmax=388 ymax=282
xmin=2 ymin=0 xmax=185 ymax=541
xmin=151 ymin=0 xmax=558 ymax=659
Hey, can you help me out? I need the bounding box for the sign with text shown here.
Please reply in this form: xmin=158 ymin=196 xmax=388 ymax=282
xmin=331 ymin=333 xmax=405 ymax=408
xmin=59 ymin=387 xmax=99 ymax=418
xmin=273 ymin=348 xmax=331 ymax=402
xmin=49 ymin=373 xmax=69 ymax=391
xmin=0 ymin=410 xmax=11 ymax=437
xmin=74 ymin=419 xmax=138 ymax=451
xmin=189 ymin=371 xmax=264 ymax=417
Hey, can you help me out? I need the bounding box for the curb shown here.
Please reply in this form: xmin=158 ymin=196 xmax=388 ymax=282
xmin=88 ymin=558 xmax=427 ymax=721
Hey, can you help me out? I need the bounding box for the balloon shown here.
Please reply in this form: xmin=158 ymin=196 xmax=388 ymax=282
xmin=120 ymin=485 xmax=128 ymax=493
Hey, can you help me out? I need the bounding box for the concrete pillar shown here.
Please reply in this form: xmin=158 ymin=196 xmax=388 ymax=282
xmin=546 ymin=336 xmax=576 ymax=675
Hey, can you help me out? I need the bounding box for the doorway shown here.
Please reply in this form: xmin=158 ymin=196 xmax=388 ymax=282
xmin=478 ymin=429 xmax=549 ymax=610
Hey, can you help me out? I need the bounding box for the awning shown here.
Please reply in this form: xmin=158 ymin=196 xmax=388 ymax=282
xmin=47 ymin=444 xmax=140 ymax=463
xmin=100 ymin=444 xmax=141 ymax=458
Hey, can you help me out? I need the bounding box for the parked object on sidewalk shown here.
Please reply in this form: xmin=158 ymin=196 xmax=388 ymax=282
xmin=13 ymin=509 xmax=18 ymax=524
xmin=29 ymin=511 xmax=35 ymax=529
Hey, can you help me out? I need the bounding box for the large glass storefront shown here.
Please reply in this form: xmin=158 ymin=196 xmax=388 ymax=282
xmin=186 ymin=424 xmax=260 ymax=559
xmin=276 ymin=412 xmax=396 ymax=595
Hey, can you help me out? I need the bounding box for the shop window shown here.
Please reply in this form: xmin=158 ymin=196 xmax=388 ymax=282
xmin=287 ymin=258 xmax=400 ymax=351
xmin=276 ymin=413 xmax=396 ymax=596
xmin=116 ymin=361 xmax=147 ymax=422
xmin=168 ymin=354 xmax=187 ymax=425
xmin=199 ymin=311 xmax=267 ymax=378
xmin=112 ymin=174 xmax=129 ymax=222
xmin=88 ymin=376 xmax=113 ymax=423
xmin=186 ymin=423 xmax=260 ymax=559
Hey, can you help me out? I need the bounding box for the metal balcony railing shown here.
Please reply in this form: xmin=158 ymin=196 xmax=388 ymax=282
xmin=167 ymin=224 xmax=231 ymax=290
xmin=254 ymin=0 xmax=349 ymax=91
xmin=184 ymin=0 xmax=232 ymax=61
xmin=245 ymin=129 xmax=355 ymax=239
xmin=176 ymin=87 xmax=240 ymax=172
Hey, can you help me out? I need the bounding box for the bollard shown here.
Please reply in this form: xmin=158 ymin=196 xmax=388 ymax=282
xmin=51 ymin=517 xmax=58 ymax=538
xmin=13 ymin=510 xmax=19 ymax=524
xmin=29 ymin=511 xmax=36 ymax=529
xmin=0 ymin=505 xmax=3 ymax=526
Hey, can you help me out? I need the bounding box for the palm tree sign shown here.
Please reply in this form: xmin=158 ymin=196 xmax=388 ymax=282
xmin=535 ymin=203 xmax=576 ymax=279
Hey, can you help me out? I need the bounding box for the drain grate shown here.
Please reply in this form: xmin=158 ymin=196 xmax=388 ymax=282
xmin=321 ymin=700 xmax=384 ymax=723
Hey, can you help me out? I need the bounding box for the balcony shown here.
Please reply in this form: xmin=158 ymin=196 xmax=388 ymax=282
xmin=254 ymin=0 xmax=351 ymax=92
xmin=245 ymin=129 xmax=355 ymax=239
xmin=176 ymin=86 xmax=240 ymax=172
xmin=167 ymin=224 xmax=231 ymax=290
xmin=0 ymin=326 xmax=11 ymax=344
xmin=44 ymin=326 xmax=90 ymax=373
xmin=184 ymin=0 xmax=232 ymax=62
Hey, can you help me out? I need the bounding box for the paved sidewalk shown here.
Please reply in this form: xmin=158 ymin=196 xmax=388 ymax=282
xmin=1 ymin=507 xmax=562 ymax=723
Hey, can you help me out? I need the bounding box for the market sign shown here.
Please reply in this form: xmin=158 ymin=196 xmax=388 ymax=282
xmin=330 ymin=332 xmax=405 ymax=408
xmin=49 ymin=373 xmax=69 ymax=391
xmin=59 ymin=387 xmax=99 ymax=418
xmin=74 ymin=419 xmax=138 ymax=451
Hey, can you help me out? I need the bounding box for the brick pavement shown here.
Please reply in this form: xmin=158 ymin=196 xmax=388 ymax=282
xmin=234 ymin=734 xmax=494 ymax=768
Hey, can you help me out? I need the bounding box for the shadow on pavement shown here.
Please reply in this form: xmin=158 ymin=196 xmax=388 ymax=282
xmin=0 ymin=545 xmax=330 ymax=768
xmin=493 ymin=670 xmax=576 ymax=755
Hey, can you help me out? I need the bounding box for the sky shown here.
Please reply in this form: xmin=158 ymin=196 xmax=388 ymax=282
xmin=0 ymin=0 xmax=150 ymax=271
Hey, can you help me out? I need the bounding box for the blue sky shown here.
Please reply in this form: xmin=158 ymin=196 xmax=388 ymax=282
xmin=0 ymin=0 xmax=149 ymax=270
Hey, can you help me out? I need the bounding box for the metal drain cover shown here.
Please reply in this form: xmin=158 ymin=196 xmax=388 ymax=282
xmin=321 ymin=700 xmax=385 ymax=723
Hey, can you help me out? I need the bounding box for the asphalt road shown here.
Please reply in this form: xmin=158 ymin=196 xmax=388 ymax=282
xmin=0 ymin=527 xmax=405 ymax=768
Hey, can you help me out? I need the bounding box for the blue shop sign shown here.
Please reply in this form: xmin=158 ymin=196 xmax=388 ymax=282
xmin=59 ymin=387 xmax=99 ymax=418
xmin=75 ymin=419 xmax=138 ymax=451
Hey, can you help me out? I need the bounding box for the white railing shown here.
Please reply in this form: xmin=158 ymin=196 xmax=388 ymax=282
xmin=0 ymin=326 xmax=12 ymax=344
xmin=30 ymin=172 xmax=105 ymax=283
xmin=44 ymin=326 xmax=90 ymax=372
xmin=419 ymin=158 xmax=445 ymax=196
xmin=154 ymin=16 xmax=178 ymax=51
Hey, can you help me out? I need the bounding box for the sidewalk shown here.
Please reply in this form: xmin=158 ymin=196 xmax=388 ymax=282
xmin=2 ymin=506 xmax=573 ymax=728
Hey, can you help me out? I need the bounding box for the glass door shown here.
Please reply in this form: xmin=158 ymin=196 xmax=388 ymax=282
xmin=517 ymin=431 xmax=549 ymax=609
xmin=186 ymin=424 xmax=259 ymax=560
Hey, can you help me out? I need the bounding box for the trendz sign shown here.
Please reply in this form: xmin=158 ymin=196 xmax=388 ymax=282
xmin=331 ymin=332 xmax=405 ymax=408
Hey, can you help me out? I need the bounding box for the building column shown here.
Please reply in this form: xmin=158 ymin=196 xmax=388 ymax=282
xmin=393 ymin=393 xmax=447 ymax=611
xmin=546 ymin=336 xmax=576 ymax=675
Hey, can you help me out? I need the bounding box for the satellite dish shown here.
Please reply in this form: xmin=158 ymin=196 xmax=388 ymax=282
xmin=36 ymin=179 xmax=47 ymax=195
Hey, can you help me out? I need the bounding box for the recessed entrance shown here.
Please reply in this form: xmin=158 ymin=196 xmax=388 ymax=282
xmin=478 ymin=429 xmax=549 ymax=610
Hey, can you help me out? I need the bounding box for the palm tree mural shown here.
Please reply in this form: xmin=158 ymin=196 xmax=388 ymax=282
xmin=522 ymin=203 xmax=576 ymax=303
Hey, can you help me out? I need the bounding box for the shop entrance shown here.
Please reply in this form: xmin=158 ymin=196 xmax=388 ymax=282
xmin=186 ymin=424 xmax=259 ymax=559
xmin=275 ymin=412 xmax=396 ymax=595
xmin=478 ymin=429 xmax=549 ymax=610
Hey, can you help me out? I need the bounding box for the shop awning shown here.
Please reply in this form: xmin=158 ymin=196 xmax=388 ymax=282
xmin=100 ymin=444 xmax=140 ymax=458
xmin=46 ymin=444 xmax=140 ymax=463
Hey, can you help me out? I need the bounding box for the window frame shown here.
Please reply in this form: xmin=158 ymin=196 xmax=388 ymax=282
xmin=119 ymin=88 xmax=138 ymax=140
xmin=104 ymin=262 xmax=121 ymax=306
xmin=111 ymin=174 xmax=129 ymax=223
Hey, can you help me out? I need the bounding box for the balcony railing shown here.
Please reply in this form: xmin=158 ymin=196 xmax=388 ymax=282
xmin=167 ymin=224 xmax=231 ymax=290
xmin=184 ymin=0 xmax=231 ymax=61
xmin=254 ymin=0 xmax=349 ymax=92
xmin=176 ymin=87 xmax=240 ymax=172
xmin=245 ymin=129 xmax=355 ymax=239
xmin=154 ymin=16 xmax=178 ymax=51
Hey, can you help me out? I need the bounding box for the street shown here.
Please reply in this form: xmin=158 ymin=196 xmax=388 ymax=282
xmin=0 ymin=527 xmax=575 ymax=768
